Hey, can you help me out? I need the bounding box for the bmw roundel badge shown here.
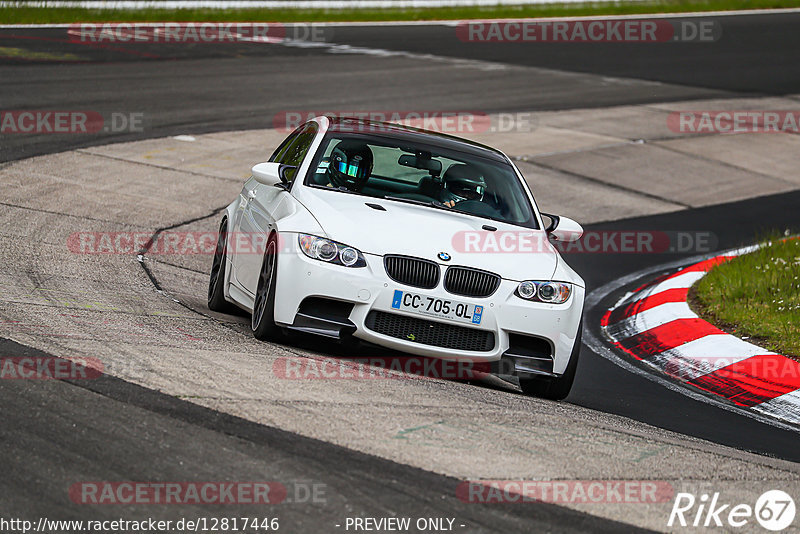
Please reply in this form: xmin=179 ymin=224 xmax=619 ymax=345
xmin=438 ymin=252 xmax=451 ymax=261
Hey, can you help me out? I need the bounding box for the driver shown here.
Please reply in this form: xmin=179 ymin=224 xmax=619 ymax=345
xmin=440 ymin=164 xmax=486 ymax=208
xmin=325 ymin=140 xmax=374 ymax=192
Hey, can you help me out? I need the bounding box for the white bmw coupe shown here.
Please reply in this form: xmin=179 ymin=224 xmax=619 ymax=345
xmin=208 ymin=116 xmax=585 ymax=399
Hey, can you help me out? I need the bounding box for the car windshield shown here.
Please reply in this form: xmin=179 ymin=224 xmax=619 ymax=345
xmin=304 ymin=132 xmax=538 ymax=229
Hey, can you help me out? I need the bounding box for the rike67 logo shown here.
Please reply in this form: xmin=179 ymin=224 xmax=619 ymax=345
xmin=669 ymin=490 xmax=796 ymax=531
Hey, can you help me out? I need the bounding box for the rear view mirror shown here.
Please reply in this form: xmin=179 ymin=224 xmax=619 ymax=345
xmin=398 ymin=154 xmax=442 ymax=175
xmin=542 ymin=213 xmax=583 ymax=243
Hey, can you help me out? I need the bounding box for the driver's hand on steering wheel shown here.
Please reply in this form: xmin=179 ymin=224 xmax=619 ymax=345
xmin=443 ymin=200 xmax=457 ymax=208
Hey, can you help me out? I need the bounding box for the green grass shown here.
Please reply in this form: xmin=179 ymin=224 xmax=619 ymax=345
xmin=0 ymin=45 xmax=82 ymax=59
xmin=692 ymin=237 xmax=800 ymax=359
xmin=2 ymin=0 xmax=800 ymax=24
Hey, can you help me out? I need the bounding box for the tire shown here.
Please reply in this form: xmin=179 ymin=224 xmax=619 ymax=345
xmin=519 ymin=322 xmax=582 ymax=401
xmin=251 ymin=232 xmax=282 ymax=340
xmin=208 ymin=218 xmax=233 ymax=312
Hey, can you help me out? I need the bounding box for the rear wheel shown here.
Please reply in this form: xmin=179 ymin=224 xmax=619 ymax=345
xmin=251 ymin=233 xmax=282 ymax=340
xmin=519 ymin=322 xmax=581 ymax=400
xmin=208 ymin=218 xmax=233 ymax=312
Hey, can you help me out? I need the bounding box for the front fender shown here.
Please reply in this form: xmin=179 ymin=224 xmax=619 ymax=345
xmin=220 ymin=197 xmax=240 ymax=303
xmin=272 ymin=193 xmax=325 ymax=236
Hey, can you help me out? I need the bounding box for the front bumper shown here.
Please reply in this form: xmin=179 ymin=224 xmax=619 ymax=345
xmin=273 ymin=233 xmax=584 ymax=375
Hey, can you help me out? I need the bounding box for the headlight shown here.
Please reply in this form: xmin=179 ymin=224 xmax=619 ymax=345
xmin=516 ymin=281 xmax=571 ymax=304
xmin=339 ymin=247 xmax=359 ymax=267
xmin=298 ymin=234 xmax=366 ymax=268
xmin=517 ymin=281 xmax=537 ymax=299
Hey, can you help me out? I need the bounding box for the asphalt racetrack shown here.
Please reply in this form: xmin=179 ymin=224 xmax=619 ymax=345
xmin=1 ymin=10 xmax=800 ymax=533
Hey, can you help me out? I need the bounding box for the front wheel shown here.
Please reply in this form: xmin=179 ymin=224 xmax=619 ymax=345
xmin=251 ymin=233 xmax=282 ymax=340
xmin=519 ymin=322 xmax=581 ymax=400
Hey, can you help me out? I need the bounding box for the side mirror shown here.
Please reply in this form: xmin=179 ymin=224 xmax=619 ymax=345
xmin=252 ymin=162 xmax=281 ymax=185
xmin=251 ymin=162 xmax=297 ymax=186
xmin=542 ymin=213 xmax=583 ymax=243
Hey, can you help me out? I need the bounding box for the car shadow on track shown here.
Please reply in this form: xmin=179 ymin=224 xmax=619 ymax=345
xmin=214 ymin=307 xmax=521 ymax=394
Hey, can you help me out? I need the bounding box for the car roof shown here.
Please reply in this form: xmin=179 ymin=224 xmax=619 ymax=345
xmin=322 ymin=116 xmax=509 ymax=164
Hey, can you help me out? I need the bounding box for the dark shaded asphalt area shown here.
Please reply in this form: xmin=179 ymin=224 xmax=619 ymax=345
xmin=329 ymin=13 xmax=800 ymax=94
xmin=566 ymin=189 xmax=800 ymax=462
xmin=0 ymin=338 xmax=644 ymax=532
xmin=2 ymin=11 xmax=800 ymax=161
xmin=1 ymin=192 xmax=797 ymax=531
xmin=1 ymin=11 xmax=799 ymax=530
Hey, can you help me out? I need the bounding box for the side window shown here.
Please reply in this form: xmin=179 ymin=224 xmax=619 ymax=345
xmin=269 ymin=131 xmax=299 ymax=163
xmin=270 ymin=122 xmax=318 ymax=182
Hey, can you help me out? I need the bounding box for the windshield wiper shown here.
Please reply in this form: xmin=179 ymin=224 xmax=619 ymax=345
xmin=309 ymin=184 xmax=368 ymax=197
xmin=383 ymin=196 xmax=446 ymax=208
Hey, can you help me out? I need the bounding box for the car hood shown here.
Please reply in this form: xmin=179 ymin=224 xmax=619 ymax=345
xmin=296 ymin=188 xmax=558 ymax=281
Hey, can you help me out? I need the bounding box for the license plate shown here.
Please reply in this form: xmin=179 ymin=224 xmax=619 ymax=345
xmin=390 ymin=290 xmax=483 ymax=325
